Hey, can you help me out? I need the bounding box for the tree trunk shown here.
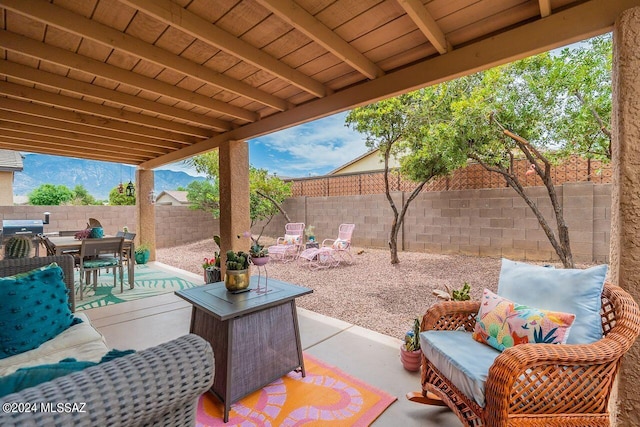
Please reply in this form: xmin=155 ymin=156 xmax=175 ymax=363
xmin=389 ymin=216 xmax=400 ymax=264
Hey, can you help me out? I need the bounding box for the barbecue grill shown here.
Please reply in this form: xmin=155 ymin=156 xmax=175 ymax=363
xmin=1 ymin=213 xmax=50 ymax=253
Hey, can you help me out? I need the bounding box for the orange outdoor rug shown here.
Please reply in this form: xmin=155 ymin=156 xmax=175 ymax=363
xmin=196 ymin=354 xmax=397 ymax=426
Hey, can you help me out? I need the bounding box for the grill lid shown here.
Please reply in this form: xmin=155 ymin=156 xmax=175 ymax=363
xmin=2 ymin=219 xmax=44 ymax=236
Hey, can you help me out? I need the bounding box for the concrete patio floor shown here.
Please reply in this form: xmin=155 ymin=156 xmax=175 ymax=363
xmin=83 ymin=262 xmax=461 ymax=426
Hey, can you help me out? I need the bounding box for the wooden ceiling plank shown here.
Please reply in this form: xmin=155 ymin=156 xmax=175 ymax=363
xmin=255 ymin=0 xmax=384 ymax=80
xmin=0 ymin=81 xmax=215 ymax=138
xmin=0 ymin=138 xmax=147 ymax=164
xmin=0 ymin=0 xmax=292 ymax=111
xmin=0 ymin=60 xmax=233 ymax=130
xmin=0 ymin=96 xmax=198 ymax=145
xmin=0 ymin=105 xmax=188 ymax=149
xmin=539 ymin=0 xmax=552 ymax=17
xmin=0 ymin=122 xmax=171 ymax=156
xmin=0 ymin=30 xmax=258 ymax=122
xmin=139 ymin=0 xmax=628 ymax=170
xmin=396 ymin=0 xmax=451 ymax=54
xmin=120 ymin=0 xmax=328 ymax=98
xmin=0 ymin=132 xmax=155 ymax=160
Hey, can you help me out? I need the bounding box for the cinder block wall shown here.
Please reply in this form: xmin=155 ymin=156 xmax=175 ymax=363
xmin=257 ymin=182 xmax=611 ymax=263
xmin=0 ymin=205 xmax=218 ymax=249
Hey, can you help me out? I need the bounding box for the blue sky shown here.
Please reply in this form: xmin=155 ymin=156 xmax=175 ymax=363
xmin=162 ymin=111 xmax=369 ymax=178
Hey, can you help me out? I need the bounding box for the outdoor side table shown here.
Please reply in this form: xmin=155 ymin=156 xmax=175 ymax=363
xmin=175 ymin=277 xmax=312 ymax=423
xmin=305 ymin=241 xmax=319 ymax=249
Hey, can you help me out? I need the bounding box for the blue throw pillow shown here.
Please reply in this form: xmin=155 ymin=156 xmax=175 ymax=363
xmin=0 ymin=265 xmax=81 ymax=359
xmin=497 ymin=258 xmax=607 ymax=344
xmin=0 ymin=349 xmax=136 ymax=397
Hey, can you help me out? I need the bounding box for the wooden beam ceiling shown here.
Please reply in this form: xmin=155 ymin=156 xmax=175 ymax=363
xmin=397 ymin=0 xmax=451 ymax=54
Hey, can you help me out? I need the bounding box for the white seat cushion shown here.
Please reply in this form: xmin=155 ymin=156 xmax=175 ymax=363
xmin=421 ymin=330 xmax=500 ymax=407
xmin=0 ymin=313 xmax=108 ymax=376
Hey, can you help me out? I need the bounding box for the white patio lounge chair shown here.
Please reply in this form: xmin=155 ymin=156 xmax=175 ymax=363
xmin=267 ymin=222 xmax=305 ymax=262
xmin=299 ymin=224 xmax=355 ymax=269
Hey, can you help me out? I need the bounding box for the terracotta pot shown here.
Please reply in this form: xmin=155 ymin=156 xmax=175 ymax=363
xmin=400 ymin=345 xmax=422 ymax=372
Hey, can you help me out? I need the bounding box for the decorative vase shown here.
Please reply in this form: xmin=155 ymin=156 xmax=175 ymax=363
xmin=135 ymin=249 xmax=150 ymax=264
xmin=204 ymin=266 xmax=222 ymax=283
xmin=251 ymin=256 xmax=269 ymax=266
xmin=90 ymin=227 xmax=104 ymax=238
xmin=224 ymin=268 xmax=250 ymax=292
xmin=400 ymin=345 xmax=422 ymax=372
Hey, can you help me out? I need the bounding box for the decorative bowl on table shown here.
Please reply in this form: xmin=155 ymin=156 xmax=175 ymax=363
xmin=224 ymin=269 xmax=250 ymax=292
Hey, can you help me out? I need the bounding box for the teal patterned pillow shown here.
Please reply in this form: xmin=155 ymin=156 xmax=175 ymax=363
xmin=0 ymin=266 xmax=81 ymax=359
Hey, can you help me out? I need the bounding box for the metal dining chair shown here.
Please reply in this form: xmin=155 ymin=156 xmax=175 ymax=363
xmin=78 ymin=237 xmax=124 ymax=300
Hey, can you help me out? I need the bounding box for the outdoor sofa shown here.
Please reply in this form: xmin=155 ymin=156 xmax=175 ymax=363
xmin=0 ymin=255 xmax=214 ymax=426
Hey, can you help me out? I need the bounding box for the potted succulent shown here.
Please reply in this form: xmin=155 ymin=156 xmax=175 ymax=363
xmin=203 ymin=235 xmax=222 ymax=283
xmin=304 ymin=225 xmax=316 ymax=242
xmin=224 ymin=250 xmax=250 ymax=292
xmin=432 ymin=282 xmax=472 ymax=301
xmin=400 ymin=318 xmax=422 ymax=372
xmin=249 ymin=242 xmax=269 ymax=266
xmin=134 ymin=243 xmax=151 ymax=265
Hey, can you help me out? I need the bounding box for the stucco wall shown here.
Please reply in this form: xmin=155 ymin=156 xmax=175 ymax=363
xmin=258 ymin=182 xmax=611 ymax=263
xmin=0 ymin=172 xmax=14 ymax=206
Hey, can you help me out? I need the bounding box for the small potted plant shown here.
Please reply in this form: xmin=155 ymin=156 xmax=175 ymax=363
xmin=203 ymin=235 xmax=222 ymax=283
xmin=304 ymin=225 xmax=316 ymax=242
xmin=134 ymin=243 xmax=151 ymax=264
xmin=400 ymin=318 xmax=422 ymax=372
xmin=224 ymin=250 xmax=250 ymax=292
xmin=432 ymin=282 xmax=472 ymax=301
xmin=249 ymin=242 xmax=269 ymax=266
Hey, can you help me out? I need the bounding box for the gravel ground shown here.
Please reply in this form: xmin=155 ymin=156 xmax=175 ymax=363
xmin=157 ymin=237 xmax=505 ymax=340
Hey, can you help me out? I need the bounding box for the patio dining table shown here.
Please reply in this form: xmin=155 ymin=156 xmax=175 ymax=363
xmin=46 ymin=235 xmax=135 ymax=288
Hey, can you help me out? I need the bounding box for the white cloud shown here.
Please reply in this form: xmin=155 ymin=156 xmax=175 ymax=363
xmin=250 ymin=111 xmax=368 ymax=176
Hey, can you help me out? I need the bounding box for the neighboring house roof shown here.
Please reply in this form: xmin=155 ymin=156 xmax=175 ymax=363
xmin=156 ymin=190 xmax=189 ymax=205
xmin=328 ymin=148 xmax=402 ymax=175
xmin=0 ymin=150 xmax=24 ymax=172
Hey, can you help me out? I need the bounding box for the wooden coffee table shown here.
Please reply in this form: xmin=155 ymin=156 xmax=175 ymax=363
xmin=175 ymin=277 xmax=312 ymax=422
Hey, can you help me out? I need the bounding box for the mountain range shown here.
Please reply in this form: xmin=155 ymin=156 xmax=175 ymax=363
xmin=13 ymin=154 xmax=205 ymax=200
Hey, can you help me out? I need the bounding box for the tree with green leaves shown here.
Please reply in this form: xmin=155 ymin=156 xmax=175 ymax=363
xmin=346 ymin=91 xmax=465 ymax=264
xmin=185 ymin=150 xmax=292 ymax=244
xmin=70 ymin=185 xmax=99 ymax=205
xmin=108 ymin=186 xmax=136 ymax=205
xmin=423 ymin=35 xmax=611 ymax=268
xmin=28 ymin=184 xmax=74 ymax=205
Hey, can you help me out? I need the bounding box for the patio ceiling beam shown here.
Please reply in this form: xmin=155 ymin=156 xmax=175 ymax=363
xmin=255 ymin=0 xmax=384 ymax=80
xmin=0 ymin=0 xmax=291 ymax=112
xmin=0 ymin=133 xmax=154 ymax=162
xmin=120 ymin=0 xmax=328 ymax=99
xmin=0 ymin=123 xmax=171 ymax=156
xmin=0 ymin=108 xmax=185 ymax=151
xmin=539 ymin=0 xmax=552 ymax=17
xmin=138 ymin=0 xmax=627 ymax=170
xmin=0 ymin=82 xmax=214 ymax=139
xmin=396 ymin=0 xmax=450 ymax=54
xmin=0 ymin=60 xmax=231 ymax=131
xmin=0 ymin=138 xmax=148 ymax=164
xmin=0 ymin=96 xmax=199 ymax=146
xmin=0 ymin=30 xmax=256 ymax=123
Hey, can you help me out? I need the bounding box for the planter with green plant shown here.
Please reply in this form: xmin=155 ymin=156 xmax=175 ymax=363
xmin=224 ymin=250 xmax=250 ymax=292
xmin=203 ymin=235 xmax=222 ymax=283
xmin=400 ymin=318 xmax=422 ymax=371
xmin=432 ymin=282 xmax=472 ymax=301
xmin=4 ymin=236 xmax=33 ymax=259
xmin=134 ymin=243 xmax=151 ymax=264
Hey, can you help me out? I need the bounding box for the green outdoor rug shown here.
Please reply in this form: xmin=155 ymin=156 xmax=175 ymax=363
xmin=75 ymin=264 xmax=202 ymax=311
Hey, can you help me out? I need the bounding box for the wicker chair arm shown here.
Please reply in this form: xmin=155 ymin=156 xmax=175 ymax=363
xmin=0 ymin=334 xmax=214 ymax=427
xmin=421 ymin=300 xmax=480 ymax=332
xmin=321 ymin=238 xmax=335 ymax=247
xmin=484 ymin=338 xmax=624 ymax=424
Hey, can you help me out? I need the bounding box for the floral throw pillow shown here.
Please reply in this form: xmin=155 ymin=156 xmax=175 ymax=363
xmin=332 ymin=239 xmax=349 ymax=250
xmin=282 ymin=234 xmax=301 ymax=245
xmin=472 ymin=289 xmax=576 ymax=352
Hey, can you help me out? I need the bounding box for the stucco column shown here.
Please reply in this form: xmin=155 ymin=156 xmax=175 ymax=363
xmin=609 ymin=7 xmax=640 ymax=426
xmin=218 ymin=140 xmax=250 ymax=276
xmin=136 ymin=168 xmax=156 ymax=261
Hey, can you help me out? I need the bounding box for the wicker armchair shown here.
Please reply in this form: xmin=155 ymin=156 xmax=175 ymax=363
xmin=414 ymin=282 xmax=640 ymax=426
